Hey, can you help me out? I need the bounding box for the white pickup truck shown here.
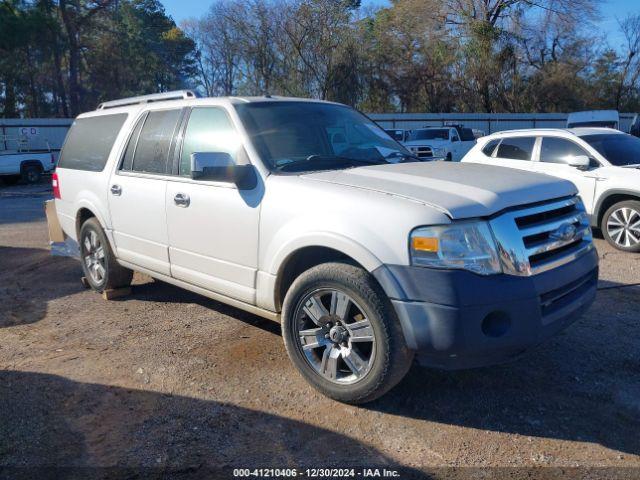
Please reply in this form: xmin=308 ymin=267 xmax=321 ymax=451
xmin=50 ymin=91 xmax=598 ymax=403
xmin=403 ymin=126 xmax=476 ymax=161
xmin=0 ymin=149 xmax=57 ymax=184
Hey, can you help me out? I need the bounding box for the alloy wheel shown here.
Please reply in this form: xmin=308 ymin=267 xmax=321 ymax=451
xmin=83 ymin=230 xmax=106 ymax=284
xmin=294 ymin=289 xmax=376 ymax=385
xmin=607 ymin=207 xmax=640 ymax=248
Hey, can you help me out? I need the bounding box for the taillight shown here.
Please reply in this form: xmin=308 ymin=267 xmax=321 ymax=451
xmin=52 ymin=172 xmax=61 ymax=199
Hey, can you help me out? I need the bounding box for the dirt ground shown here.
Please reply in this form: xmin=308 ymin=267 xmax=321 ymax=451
xmin=1 ymin=181 xmax=639 ymax=479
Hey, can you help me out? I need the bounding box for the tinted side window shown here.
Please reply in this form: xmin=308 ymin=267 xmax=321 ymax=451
xmin=132 ymin=109 xmax=181 ymax=174
xmin=120 ymin=113 xmax=147 ymax=171
xmin=495 ymin=137 xmax=535 ymax=160
xmin=482 ymin=139 xmax=500 ymax=156
xmin=58 ymin=114 xmax=127 ymax=171
xmin=540 ymin=137 xmax=588 ymax=164
xmin=180 ymin=107 xmax=241 ymax=176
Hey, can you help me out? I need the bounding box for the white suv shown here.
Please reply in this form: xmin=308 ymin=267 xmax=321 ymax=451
xmin=463 ymin=128 xmax=640 ymax=252
xmin=51 ymin=92 xmax=598 ymax=403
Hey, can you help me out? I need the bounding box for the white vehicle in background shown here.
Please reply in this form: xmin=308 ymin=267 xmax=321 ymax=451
xmin=404 ymin=126 xmax=475 ymax=161
xmin=463 ymin=128 xmax=640 ymax=252
xmin=0 ymin=148 xmax=57 ymax=184
xmin=567 ymin=110 xmax=619 ymax=130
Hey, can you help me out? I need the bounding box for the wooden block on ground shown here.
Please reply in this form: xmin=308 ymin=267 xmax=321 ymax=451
xmin=102 ymin=287 xmax=132 ymax=300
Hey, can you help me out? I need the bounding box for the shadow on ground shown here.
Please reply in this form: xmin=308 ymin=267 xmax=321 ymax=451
xmin=2 ymin=245 xmax=639 ymax=462
xmin=0 ymin=246 xmax=81 ymax=328
xmin=0 ymin=370 xmax=421 ymax=477
xmin=368 ymin=283 xmax=640 ymax=457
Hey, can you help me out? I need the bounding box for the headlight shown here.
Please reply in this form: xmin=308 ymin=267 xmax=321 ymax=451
xmin=432 ymin=147 xmax=446 ymax=157
xmin=410 ymin=221 xmax=502 ymax=275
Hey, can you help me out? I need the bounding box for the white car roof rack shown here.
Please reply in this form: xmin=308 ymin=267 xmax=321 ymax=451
xmin=97 ymin=90 xmax=200 ymax=110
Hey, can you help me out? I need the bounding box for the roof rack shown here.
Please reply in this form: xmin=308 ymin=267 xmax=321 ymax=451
xmin=97 ymin=90 xmax=200 ymax=110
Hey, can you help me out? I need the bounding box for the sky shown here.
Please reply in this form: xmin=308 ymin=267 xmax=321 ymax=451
xmin=161 ymin=0 xmax=639 ymax=51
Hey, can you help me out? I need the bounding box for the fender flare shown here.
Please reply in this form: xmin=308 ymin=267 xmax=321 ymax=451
xmin=593 ymin=189 xmax=640 ymax=226
xmin=74 ymin=199 xmax=117 ymax=251
xmin=267 ymin=232 xmax=384 ymax=276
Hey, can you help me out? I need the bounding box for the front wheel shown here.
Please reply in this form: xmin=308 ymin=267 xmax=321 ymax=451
xmin=602 ymin=200 xmax=640 ymax=252
xmin=79 ymin=218 xmax=133 ymax=292
xmin=282 ymin=262 xmax=414 ymax=404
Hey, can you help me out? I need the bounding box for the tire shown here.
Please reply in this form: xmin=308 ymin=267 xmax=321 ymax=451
xmin=79 ymin=217 xmax=133 ymax=292
xmin=446 ymin=152 xmax=452 ymax=162
xmin=601 ymin=200 xmax=640 ymax=252
xmin=281 ymin=262 xmax=414 ymax=404
xmin=21 ymin=165 xmax=41 ymax=184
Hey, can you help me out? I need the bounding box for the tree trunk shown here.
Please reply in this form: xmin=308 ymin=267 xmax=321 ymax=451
xmin=59 ymin=0 xmax=82 ymax=116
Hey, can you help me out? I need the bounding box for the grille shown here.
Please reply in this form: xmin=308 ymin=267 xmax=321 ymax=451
xmin=408 ymin=146 xmax=434 ymax=159
xmin=490 ymin=196 xmax=594 ymax=276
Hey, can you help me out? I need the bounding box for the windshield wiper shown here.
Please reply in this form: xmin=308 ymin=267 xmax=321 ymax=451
xmin=276 ymin=155 xmax=385 ymax=172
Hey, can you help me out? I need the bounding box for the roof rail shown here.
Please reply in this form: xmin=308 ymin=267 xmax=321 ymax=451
xmin=97 ymin=90 xmax=200 ymax=110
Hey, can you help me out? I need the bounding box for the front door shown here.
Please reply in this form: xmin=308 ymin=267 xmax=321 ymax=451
xmin=108 ymin=108 xmax=183 ymax=276
xmin=165 ymin=106 xmax=260 ymax=304
xmin=533 ymin=136 xmax=598 ymax=213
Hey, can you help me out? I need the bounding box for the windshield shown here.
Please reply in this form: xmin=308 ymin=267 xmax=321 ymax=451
xmin=408 ymin=129 xmax=449 ymax=141
xmin=580 ymin=133 xmax=640 ymax=166
xmin=568 ymin=121 xmax=618 ymax=129
xmin=234 ymin=102 xmax=415 ymax=172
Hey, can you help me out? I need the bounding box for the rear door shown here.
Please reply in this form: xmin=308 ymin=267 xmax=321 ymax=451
xmin=533 ymin=136 xmax=599 ymax=212
xmin=480 ymin=136 xmax=538 ymax=172
xmin=108 ymin=108 xmax=184 ymax=276
xmin=165 ymin=106 xmax=260 ymax=304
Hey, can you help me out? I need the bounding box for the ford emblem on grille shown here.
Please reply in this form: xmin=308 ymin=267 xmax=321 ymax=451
xmin=550 ymin=222 xmax=577 ymax=242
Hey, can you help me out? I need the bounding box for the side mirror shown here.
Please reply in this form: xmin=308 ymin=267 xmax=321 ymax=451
xmin=566 ymin=155 xmax=591 ymax=170
xmin=451 ymin=136 xmax=459 ymax=142
xmin=190 ymin=152 xmax=257 ymax=189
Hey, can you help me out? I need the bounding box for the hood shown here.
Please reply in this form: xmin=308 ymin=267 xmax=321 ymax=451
xmin=302 ymin=162 xmax=577 ymax=220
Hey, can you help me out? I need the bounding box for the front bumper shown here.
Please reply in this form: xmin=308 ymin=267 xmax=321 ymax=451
xmin=373 ymin=248 xmax=598 ymax=369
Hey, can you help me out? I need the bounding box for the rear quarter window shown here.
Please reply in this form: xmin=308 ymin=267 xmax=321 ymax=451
xmin=58 ymin=114 xmax=127 ymax=172
xmin=481 ymin=139 xmax=500 ymax=156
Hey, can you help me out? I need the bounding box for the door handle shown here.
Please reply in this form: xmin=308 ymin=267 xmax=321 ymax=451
xmin=110 ymin=184 xmax=122 ymax=196
xmin=174 ymin=193 xmax=190 ymax=207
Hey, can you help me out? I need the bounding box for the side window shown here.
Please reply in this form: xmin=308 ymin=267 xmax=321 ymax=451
xmin=180 ymin=107 xmax=241 ymax=176
xmin=495 ymin=136 xmax=535 ymax=161
xmin=460 ymin=128 xmax=475 ymax=141
xmin=481 ymin=139 xmax=500 ymax=156
xmin=120 ymin=113 xmax=147 ymax=171
xmin=58 ymin=114 xmax=127 ymax=172
xmin=132 ymin=109 xmax=181 ymax=174
xmin=540 ymin=137 xmax=589 ymax=164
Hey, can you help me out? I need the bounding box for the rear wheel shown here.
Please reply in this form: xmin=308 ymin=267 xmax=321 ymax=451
xmin=602 ymin=200 xmax=640 ymax=252
xmin=79 ymin=218 xmax=133 ymax=292
xmin=282 ymin=262 xmax=414 ymax=404
xmin=21 ymin=165 xmax=42 ymax=184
